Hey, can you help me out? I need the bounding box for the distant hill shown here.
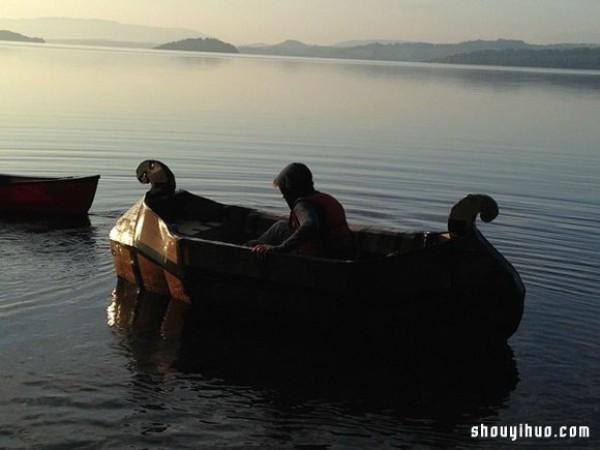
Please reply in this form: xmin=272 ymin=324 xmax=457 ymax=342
xmin=0 ymin=30 xmax=44 ymax=43
xmin=239 ymin=39 xmax=536 ymax=60
xmin=2 ymin=18 xmax=599 ymax=71
xmin=433 ymin=47 xmax=600 ymax=70
xmin=0 ymin=17 xmax=205 ymax=48
xmin=239 ymin=39 xmax=600 ymax=70
xmin=332 ymin=39 xmax=409 ymax=47
xmin=155 ymin=37 xmax=239 ymax=53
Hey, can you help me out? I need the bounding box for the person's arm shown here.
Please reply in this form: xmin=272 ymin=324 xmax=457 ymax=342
xmin=253 ymin=200 xmax=319 ymax=257
xmin=273 ymin=200 xmax=319 ymax=252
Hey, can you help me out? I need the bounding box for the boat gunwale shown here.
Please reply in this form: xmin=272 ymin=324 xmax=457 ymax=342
xmin=137 ymin=193 xmax=466 ymax=270
xmin=0 ymin=174 xmax=100 ymax=186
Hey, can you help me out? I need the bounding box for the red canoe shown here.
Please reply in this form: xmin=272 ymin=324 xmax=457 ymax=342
xmin=0 ymin=174 xmax=100 ymax=216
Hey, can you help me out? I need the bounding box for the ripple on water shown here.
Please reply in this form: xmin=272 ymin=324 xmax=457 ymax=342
xmin=0 ymin=219 xmax=113 ymax=317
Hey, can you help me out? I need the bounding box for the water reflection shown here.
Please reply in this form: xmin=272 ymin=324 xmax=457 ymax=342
xmin=108 ymin=281 xmax=519 ymax=425
xmin=0 ymin=217 xmax=100 ymax=314
xmin=0 ymin=214 xmax=92 ymax=230
xmin=326 ymin=58 xmax=600 ymax=95
xmin=0 ymin=216 xmax=97 ymax=266
xmin=108 ymin=281 xmax=188 ymax=374
xmin=108 ymin=280 xmax=188 ymax=340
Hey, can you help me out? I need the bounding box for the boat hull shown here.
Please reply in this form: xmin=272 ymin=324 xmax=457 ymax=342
xmin=0 ymin=174 xmax=100 ymax=216
xmin=110 ymin=194 xmax=525 ymax=344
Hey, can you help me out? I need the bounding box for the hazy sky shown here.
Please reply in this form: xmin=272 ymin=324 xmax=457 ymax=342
xmin=2 ymin=0 xmax=599 ymax=45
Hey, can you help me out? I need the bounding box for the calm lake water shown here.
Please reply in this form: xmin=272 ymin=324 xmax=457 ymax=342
xmin=1 ymin=42 xmax=599 ymax=448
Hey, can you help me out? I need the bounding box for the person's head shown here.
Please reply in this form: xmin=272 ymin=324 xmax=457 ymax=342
xmin=273 ymin=162 xmax=315 ymax=208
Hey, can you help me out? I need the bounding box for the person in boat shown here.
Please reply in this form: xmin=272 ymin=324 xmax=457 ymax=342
xmin=247 ymin=162 xmax=355 ymax=259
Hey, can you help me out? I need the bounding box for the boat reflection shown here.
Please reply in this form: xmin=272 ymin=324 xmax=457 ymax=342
xmin=108 ymin=280 xmax=519 ymax=421
xmin=0 ymin=214 xmax=92 ymax=230
xmin=108 ymin=280 xmax=189 ymax=340
xmin=1 ymin=217 xmax=100 ymax=307
xmin=108 ymin=280 xmax=190 ymax=374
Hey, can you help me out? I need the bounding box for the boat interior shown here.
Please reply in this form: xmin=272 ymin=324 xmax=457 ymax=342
xmin=148 ymin=191 xmax=449 ymax=260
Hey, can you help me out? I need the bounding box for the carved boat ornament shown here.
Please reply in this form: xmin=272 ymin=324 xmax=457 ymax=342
xmin=136 ymin=159 xmax=176 ymax=197
xmin=448 ymin=194 xmax=499 ymax=236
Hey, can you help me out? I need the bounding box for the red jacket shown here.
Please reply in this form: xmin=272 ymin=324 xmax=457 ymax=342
xmin=290 ymin=192 xmax=354 ymax=258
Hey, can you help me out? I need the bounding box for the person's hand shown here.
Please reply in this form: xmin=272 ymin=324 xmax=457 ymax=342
xmin=252 ymin=243 xmax=273 ymax=259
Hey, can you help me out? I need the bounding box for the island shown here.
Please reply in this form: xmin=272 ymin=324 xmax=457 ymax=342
xmin=0 ymin=30 xmax=44 ymax=43
xmin=155 ymin=37 xmax=238 ymax=54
